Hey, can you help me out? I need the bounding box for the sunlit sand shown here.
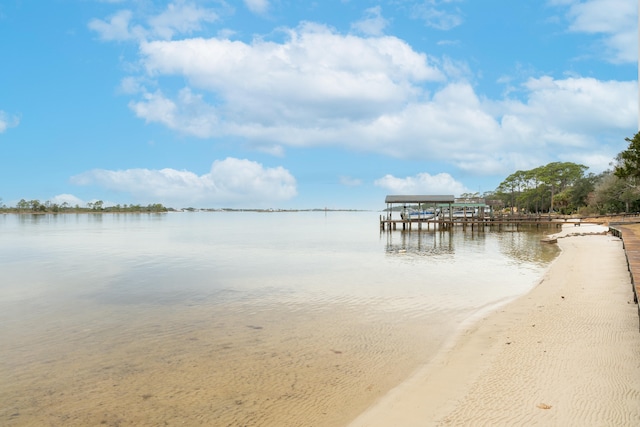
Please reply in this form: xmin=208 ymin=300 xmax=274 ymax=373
xmin=350 ymin=225 xmax=640 ymax=426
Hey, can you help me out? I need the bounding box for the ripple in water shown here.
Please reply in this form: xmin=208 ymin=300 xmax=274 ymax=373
xmin=0 ymin=212 xmax=558 ymax=426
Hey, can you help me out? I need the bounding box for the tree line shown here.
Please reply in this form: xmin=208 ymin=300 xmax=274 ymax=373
xmin=485 ymin=131 xmax=640 ymax=215
xmin=0 ymin=198 xmax=169 ymax=213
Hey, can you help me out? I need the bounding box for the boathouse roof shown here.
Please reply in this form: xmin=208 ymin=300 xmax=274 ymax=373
xmin=385 ymin=195 xmax=455 ymax=204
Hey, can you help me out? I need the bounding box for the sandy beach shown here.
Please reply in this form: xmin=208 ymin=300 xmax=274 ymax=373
xmin=350 ymin=224 xmax=640 ymax=426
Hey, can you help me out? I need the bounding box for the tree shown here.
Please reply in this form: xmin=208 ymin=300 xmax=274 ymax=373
xmin=612 ymin=131 xmax=640 ymax=210
xmin=29 ymin=199 xmax=43 ymax=212
xmin=591 ymin=172 xmax=629 ymax=213
xmin=494 ymin=162 xmax=587 ymax=214
xmin=496 ymin=170 xmax=527 ymax=213
xmin=538 ymin=162 xmax=587 ymax=213
xmin=570 ymin=173 xmax=598 ymax=210
xmin=614 ymin=131 xmax=640 ymax=181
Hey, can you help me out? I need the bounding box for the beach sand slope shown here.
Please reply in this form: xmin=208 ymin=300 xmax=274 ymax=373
xmin=350 ymin=231 xmax=640 ymax=427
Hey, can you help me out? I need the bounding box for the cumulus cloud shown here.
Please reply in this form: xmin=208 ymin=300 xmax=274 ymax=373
xmin=515 ymin=76 xmax=635 ymax=131
xmin=70 ymin=158 xmax=297 ymax=207
xmin=131 ymin=22 xmax=444 ymax=139
xmin=133 ymin=29 xmax=634 ymax=175
xmin=138 ymin=23 xmax=443 ymax=122
xmin=0 ymin=110 xmax=20 ymax=133
xmin=374 ymin=172 xmax=469 ymax=195
xmin=558 ymin=0 xmax=637 ymax=63
xmin=91 ymin=3 xmax=636 ymax=180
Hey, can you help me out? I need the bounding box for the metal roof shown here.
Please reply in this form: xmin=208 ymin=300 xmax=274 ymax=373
xmin=385 ymin=195 xmax=455 ymax=204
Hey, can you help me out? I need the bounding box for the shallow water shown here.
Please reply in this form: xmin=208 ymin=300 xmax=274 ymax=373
xmin=0 ymin=212 xmax=558 ymax=426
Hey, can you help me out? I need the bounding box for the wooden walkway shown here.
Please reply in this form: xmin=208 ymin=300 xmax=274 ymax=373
xmin=608 ymin=224 xmax=640 ymax=330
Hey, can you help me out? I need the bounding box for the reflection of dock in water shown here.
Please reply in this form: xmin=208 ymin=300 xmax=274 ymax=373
xmin=384 ymin=227 xmax=455 ymax=256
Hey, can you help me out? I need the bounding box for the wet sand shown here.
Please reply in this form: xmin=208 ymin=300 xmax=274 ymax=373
xmin=0 ymin=295 xmax=466 ymax=427
xmin=350 ymin=225 xmax=640 ymax=426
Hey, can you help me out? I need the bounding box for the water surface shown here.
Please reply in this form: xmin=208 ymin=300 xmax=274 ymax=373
xmin=0 ymin=212 xmax=558 ymax=426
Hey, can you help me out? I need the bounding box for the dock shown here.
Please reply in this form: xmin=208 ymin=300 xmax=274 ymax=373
xmin=380 ymin=194 xmax=571 ymax=231
xmin=380 ymin=216 xmax=567 ymax=231
xmin=608 ymin=223 xmax=640 ymax=330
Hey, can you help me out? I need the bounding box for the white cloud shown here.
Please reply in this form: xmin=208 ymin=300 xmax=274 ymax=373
xmin=130 ymin=28 xmax=636 ymax=174
xmin=70 ymin=158 xmax=297 ymax=207
xmin=244 ymin=0 xmax=269 ymax=15
xmin=89 ymin=2 xmax=218 ymax=41
xmin=118 ymin=76 xmax=146 ymax=95
xmin=516 ymin=76 xmax=635 ymax=132
xmin=0 ymin=110 xmax=20 ymax=133
xmin=50 ymin=194 xmax=85 ymax=207
xmin=351 ymin=6 xmax=389 ymax=36
xmin=410 ymin=1 xmax=463 ymax=31
xmin=129 ymin=21 xmax=637 ymax=176
xmin=134 ymin=22 xmax=444 ymax=135
xmin=129 ymin=88 xmax=220 ymax=138
xmin=88 ymin=10 xmax=140 ymax=41
xmin=139 ymin=23 xmax=443 ymax=106
xmin=93 ymin=7 xmax=636 ymax=180
xmin=558 ymin=0 xmax=637 ymax=63
xmin=148 ymin=1 xmax=218 ymax=40
xmin=374 ymin=172 xmax=469 ymax=195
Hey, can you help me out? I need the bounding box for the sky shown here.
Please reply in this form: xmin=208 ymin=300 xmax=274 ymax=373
xmin=0 ymin=0 xmax=637 ymax=210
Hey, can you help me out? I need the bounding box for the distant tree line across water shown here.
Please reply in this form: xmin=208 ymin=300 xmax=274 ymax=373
xmin=0 ymin=199 xmax=169 ymax=214
xmin=0 ymin=199 xmax=362 ymax=214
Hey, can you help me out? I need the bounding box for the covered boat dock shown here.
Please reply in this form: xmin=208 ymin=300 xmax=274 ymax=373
xmin=382 ymin=195 xmax=456 ymax=231
xmin=380 ymin=194 xmax=563 ymax=231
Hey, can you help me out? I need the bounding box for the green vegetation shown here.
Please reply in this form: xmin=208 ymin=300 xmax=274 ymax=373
xmin=0 ymin=199 xmax=169 ymax=214
xmin=490 ymin=131 xmax=640 ymax=215
xmin=491 ymin=162 xmax=588 ymax=214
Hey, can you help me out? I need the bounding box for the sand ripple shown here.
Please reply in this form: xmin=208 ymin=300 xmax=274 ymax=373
xmin=0 ymin=294 xmax=467 ymax=427
xmin=436 ymin=236 xmax=640 ymax=426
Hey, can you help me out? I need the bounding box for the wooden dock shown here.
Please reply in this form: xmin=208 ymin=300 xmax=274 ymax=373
xmin=608 ymin=224 xmax=640 ymax=330
xmin=380 ymin=194 xmax=587 ymax=232
xmin=380 ymin=215 xmax=572 ymax=231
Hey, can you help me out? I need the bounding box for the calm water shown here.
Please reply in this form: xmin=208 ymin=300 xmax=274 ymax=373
xmin=0 ymin=212 xmax=559 ymax=426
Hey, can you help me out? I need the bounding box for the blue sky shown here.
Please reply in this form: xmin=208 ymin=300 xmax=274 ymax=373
xmin=0 ymin=0 xmax=637 ymax=210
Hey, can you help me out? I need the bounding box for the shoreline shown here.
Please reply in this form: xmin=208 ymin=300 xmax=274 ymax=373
xmin=349 ymin=224 xmax=640 ymax=426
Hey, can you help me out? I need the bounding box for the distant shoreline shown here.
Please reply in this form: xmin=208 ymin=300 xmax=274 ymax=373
xmin=0 ymin=208 xmax=371 ymax=215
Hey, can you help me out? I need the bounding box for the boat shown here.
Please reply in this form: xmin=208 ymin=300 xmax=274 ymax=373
xmin=452 ymin=209 xmax=476 ymax=218
xmin=401 ymin=208 xmax=439 ymax=220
